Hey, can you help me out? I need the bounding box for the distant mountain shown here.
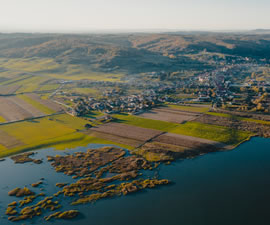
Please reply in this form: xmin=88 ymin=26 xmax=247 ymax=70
xmin=249 ymin=29 xmax=270 ymax=34
xmin=0 ymin=32 xmax=270 ymax=74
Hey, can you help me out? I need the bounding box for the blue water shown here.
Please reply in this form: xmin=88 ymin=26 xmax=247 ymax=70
xmin=0 ymin=137 xmax=270 ymax=225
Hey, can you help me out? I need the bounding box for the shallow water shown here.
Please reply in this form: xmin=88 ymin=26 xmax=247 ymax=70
xmin=1 ymin=137 xmax=270 ymax=225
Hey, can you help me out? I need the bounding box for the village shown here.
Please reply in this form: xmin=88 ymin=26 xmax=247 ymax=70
xmin=65 ymin=57 xmax=270 ymax=118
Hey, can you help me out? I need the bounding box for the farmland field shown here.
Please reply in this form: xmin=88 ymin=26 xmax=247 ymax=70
xmin=0 ymin=114 xmax=102 ymax=157
xmin=85 ymin=130 xmax=142 ymax=148
xmin=113 ymin=114 xmax=178 ymax=131
xmin=18 ymin=94 xmax=56 ymax=114
xmin=207 ymin=112 xmax=270 ymax=125
xmin=0 ymin=93 xmax=62 ymax=123
xmin=168 ymin=104 xmax=210 ymax=113
xmin=0 ymin=57 xmax=125 ymax=82
xmin=90 ymin=122 xmax=163 ymax=141
xmin=169 ymin=121 xmax=251 ymax=145
xmin=154 ymin=132 xmax=231 ymax=150
xmin=0 ymin=84 xmax=21 ymax=95
xmin=0 ymin=130 xmax=23 ymax=149
xmin=137 ymin=108 xmax=199 ymax=123
xmin=0 ymin=116 xmax=5 ymax=123
xmin=0 ymin=96 xmax=44 ymax=122
xmin=0 ymin=113 xmax=135 ymax=158
xmin=25 ymin=93 xmax=63 ymax=112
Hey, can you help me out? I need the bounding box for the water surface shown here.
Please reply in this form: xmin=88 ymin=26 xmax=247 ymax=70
xmin=0 ymin=138 xmax=270 ymax=225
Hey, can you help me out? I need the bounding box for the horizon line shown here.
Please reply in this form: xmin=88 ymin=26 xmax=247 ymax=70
xmin=0 ymin=28 xmax=270 ymax=35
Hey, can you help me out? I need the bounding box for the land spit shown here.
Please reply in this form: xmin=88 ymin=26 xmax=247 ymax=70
xmin=5 ymin=147 xmax=169 ymax=223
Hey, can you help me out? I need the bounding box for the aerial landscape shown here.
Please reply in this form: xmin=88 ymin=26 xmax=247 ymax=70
xmin=0 ymin=0 xmax=270 ymax=224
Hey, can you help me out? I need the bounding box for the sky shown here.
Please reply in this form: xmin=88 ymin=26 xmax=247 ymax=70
xmin=0 ymin=0 xmax=269 ymax=33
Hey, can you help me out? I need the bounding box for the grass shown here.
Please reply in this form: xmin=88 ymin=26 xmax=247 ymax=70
xmin=0 ymin=144 xmax=7 ymax=151
xmin=18 ymin=94 xmax=55 ymax=114
xmin=168 ymin=104 xmax=210 ymax=113
xmin=50 ymin=114 xmax=90 ymax=130
xmin=0 ymin=130 xmax=133 ymax=159
xmin=169 ymin=121 xmax=251 ymax=145
xmin=38 ymin=84 xmax=60 ymax=92
xmin=206 ymin=112 xmax=232 ymax=118
xmin=113 ymin=114 xmax=178 ymax=132
xmin=82 ymin=111 xmax=104 ymax=119
xmin=14 ymin=77 xmax=50 ymax=93
xmin=0 ymin=116 xmax=6 ymax=123
xmin=207 ymin=112 xmax=270 ymax=125
xmin=0 ymin=117 xmax=75 ymax=145
xmin=0 ymin=132 xmax=84 ymax=158
xmin=70 ymin=88 xmax=99 ymax=95
xmin=0 ymin=114 xmax=89 ymax=146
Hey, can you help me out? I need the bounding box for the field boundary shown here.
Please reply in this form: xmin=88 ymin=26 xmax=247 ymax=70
xmin=0 ymin=112 xmax=64 ymax=127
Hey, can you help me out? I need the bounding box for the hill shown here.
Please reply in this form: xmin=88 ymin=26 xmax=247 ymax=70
xmin=0 ymin=32 xmax=270 ymax=74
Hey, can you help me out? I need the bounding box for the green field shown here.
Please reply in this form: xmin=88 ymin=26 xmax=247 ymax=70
xmin=82 ymin=111 xmax=104 ymax=119
xmin=168 ymin=104 xmax=210 ymax=113
xmin=113 ymin=114 xmax=251 ymax=145
xmin=38 ymin=84 xmax=60 ymax=92
xmin=169 ymin=121 xmax=251 ymax=145
xmin=113 ymin=114 xmax=178 ymax=131
xmin=0 ymin=57 xmax=125 ymax=82
xmin=0 ymin=115 xmax=76 ymax=145
xmin=0 ymin=132 xmax=132 ymax=159
xmin=18 ymin=94 xmax=55 ymax=114
xmin=0 ymin=114 xmax=133 ymax=158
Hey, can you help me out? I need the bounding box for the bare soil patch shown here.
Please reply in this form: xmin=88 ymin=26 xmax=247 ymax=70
xmin=0 ymin=97 xmax=33 ymax=122
xmin=138 ymin=108 xmax=198 ymax=123
xmin=195 ymin=114 xmax=270 ymax=138
xmin=0 ymin=85 xmax=21 ymax=95
xmin=0 ymin=96 xmax=44 ymax=122
xmin=85 ymin=130 xmax=144 ymax=147
xmin=9 ymin=96 xmax=45 ymax=117
xmin=159 ymin=107 xmax=202 ymax=115
xmin=154 ymin=132 xmax=230 ymax=150
xmin=26 ymin=93 xmax=64 ymax=112
xmin=90 ymin=122 xmax=163 ymax=142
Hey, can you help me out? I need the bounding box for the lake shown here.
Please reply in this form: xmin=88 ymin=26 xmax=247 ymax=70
xmin=0 ymin=137 xmax=270 ymax=225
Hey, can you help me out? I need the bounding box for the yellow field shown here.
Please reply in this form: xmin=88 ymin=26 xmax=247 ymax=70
xmin=50 ymin=114 xmax=91 ymax=130
xmin=0 ymin=113 xmax=133 ymax=158
xmin=168 ymin=104 xmax=210 ymax=113
xmin=0 ymin=116 xmax=6 ymax=123
xmin=0 ymin=117 xmax=75 ymax=145
xmin=0 ymin=144 xmax=7 ymax=151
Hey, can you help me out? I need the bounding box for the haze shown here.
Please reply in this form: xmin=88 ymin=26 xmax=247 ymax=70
xmin=0 ymin=0 xmax=269 ymax=32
